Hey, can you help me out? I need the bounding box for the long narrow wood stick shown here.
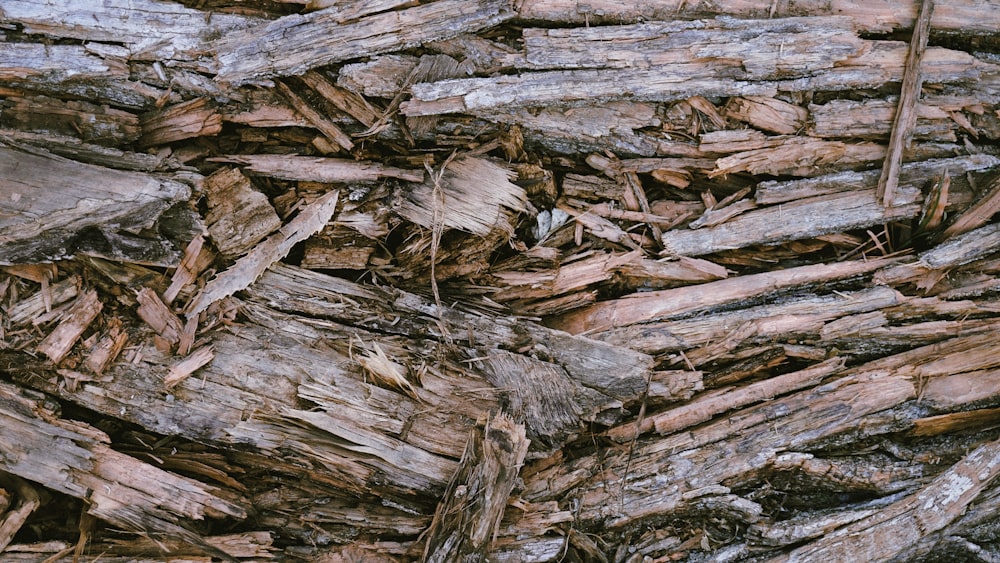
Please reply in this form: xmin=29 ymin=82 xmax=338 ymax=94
xmin=876 ymin=0 xmax=934 ymax=206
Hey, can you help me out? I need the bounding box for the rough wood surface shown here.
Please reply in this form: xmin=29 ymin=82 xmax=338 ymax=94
xmin=3 ymin=0 xmax=1000 ymax=560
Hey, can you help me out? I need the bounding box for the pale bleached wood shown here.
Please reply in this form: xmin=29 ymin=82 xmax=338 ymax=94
xmin=549 ymin=258 xmax=897 ymax=335
xmin=516 ymin=0 xmax=1000 ymax=35
xmin=0 ymin=0 xmax=259 ymax=63
xmin=213 ymin=0 xmax=515 ymax=86
xmin=520 ymin=17 xmax=861 ymax=75
xmin=7 ymin=276 xmax=79 ymax=326
xmin=660 ymin=187 xmax=922 ymax=257
xmin=209 ymin=154 xmax=424 ymax=183
xmin=403 ymin=66 xmax=777 ymax=117
xmin=403 ymin=34 xmax=996 ymax=117
xmin=396 ymin=156 xmax=526 ymax=237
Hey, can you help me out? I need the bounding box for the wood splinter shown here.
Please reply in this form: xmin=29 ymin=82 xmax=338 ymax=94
xmin=876 ymin=0 xmax=934 ymax=206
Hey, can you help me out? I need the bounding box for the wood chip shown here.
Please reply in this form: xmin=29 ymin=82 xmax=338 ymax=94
xmin=36 ymin=289 xmax=102 ymax=364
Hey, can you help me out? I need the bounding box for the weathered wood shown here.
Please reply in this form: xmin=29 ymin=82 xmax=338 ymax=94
xmin=403 ymin=22 xmax=997 ymax=117
xmin=661 ymin=186 xmax=922 ymax=257
xmin=396 ymin=156 xmax=526 ymax=236
xmin=209 ymin=154 xmax=424 ymax=183
xmin=423 ymin=412 xmax=529 ymax=562
xmin=203 ymin=168 xmax=281 ymax=258
xmin=877 ymin=0 xmax=934 ymax=206
xmin=770 ymin=436 xmax=1000 ymax=562
xmin=3 ymin=0 xmax=1000 ymax=559
xmin=36 ymin=289 xmax=102 ymax=363
xmin=214 ymin=0 xmax=515 ymax=86
xmin=0 ymin=474 xmax=40 ymax=553
xmin=139 ymin=98 xmax=222 ymax=147
xmin=0 ymin=0 xmax=259 ymax=63
xmin=754 ymin=154 xmax=999 ymax=205
xmin=0 ymin=95 xmax=140 ymax=146
xmin=0 ymin=380 xmax=246 ymax=556
xmin=515 ymin=0 xmax=1000 ymax=35
xmin=186 ymin=190 xmax=339 ymax=316
xmin=0 ymin=143 xmax=193 ymax=265
xmin=876 ymin=222 xmax=1000 ymax=286
xmin=549 ymin=258 xmax=896 ymax=335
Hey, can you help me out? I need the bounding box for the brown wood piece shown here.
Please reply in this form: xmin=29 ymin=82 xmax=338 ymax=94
xmin=876 ymin=0 xmax=935 ymax=206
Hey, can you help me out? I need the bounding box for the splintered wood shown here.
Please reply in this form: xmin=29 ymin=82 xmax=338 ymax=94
xmin=3 ymin=0 xmax=1000 ymax=561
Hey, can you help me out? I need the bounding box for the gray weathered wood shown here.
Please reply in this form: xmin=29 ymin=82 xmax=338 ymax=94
xmin=214 ymin=0 xmax=515 ymax=85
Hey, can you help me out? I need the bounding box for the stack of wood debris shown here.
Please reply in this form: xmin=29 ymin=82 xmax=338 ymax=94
xmin=4 ymin=0 xmax=1000 ymax=560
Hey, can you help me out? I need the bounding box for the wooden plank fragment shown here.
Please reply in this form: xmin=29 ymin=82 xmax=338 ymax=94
xmin=606 ymin=357 xmax=845 ymax=442
xmin=423 ymin=412 xmax=529 ymax=562
xmin=726 ymin=96 xmax=808 ymax=135
xmin=203 ymin=168 xmax=282 ymax=258
xmin=83 ymin=318 xmax=128 ymax=375
xmin=36 ymin=289 xmax=102 ymax=364
xmin=942 ymin=173 xmax=1000 ymax=239
xmin=661 ymin=186 xmax=922 ymax=257
xmin=0 ymin=474 xmax=41 ymax=553
xmin=0 ymin=43 xmax=158 ymax=109
xmin=404 ymin=38 xmax=994 ymax=117
xmin=164 ymin=346 xmax=216 ymax=389
xmin=523 ymin=370 xmax=917 ymax=528
xmin=549 ymin=258 xmax=896 ymax=335
xmin=876 ymin=222 xmax=1000 ymax=286
xmin=808 ymin=96 xmax=957 ymax=140
xmin=770 ymin=436 xmax=1000 ymax=563
xmin=163 ymin=235 xmax=216 ymax=305
xmin=139 ymin=97 xmax=222 ymax=147
xmin=515 ymin=0 xmax=1000 ymax=35
xmin=754 ymin=154 xmax=999 ymax=205
xmin=0 ymin=380 xmax=246 ymax=556
xmin=709 ymin=137 xmax=886 ymax=177
xmin=403 ymin=66 xmax=776 ymax=117
xmin=520 ymin=17 xmax=862 ymax=75
xmin=0 ymin=0 xmax=260 ymax=62
xmin=0 ymin=95 xmax=140 ymax=146
xmin=300 ymin=70 xmax=380 ymax=128
xmin=136 ymin=287 xmax=183 ymax=345
xmin=213 ymin=0 xmax=515 ymax=86
xmin=186 ymin=190 xmax=339 ymax=316
xmin=877 ymin=0 xmax=935 ymax=206
xmin=0 ymin=144 xmax=192 ymax=265
xmin=6 ymin=276 xmax=79 ymax=326
xmin=209 ymin=154 xmax=424 ymax=183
